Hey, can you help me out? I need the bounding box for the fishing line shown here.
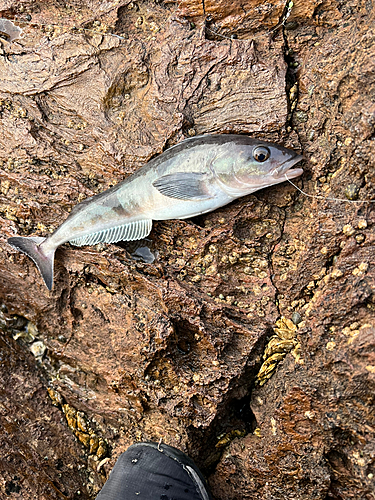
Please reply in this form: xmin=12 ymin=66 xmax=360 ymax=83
xmin=4 ymin=4 xmax=374 ymax=208
xmin=285 ymin=174 xmax=375 ymax=204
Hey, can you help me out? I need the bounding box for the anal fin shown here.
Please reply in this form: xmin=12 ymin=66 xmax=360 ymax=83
xmin=69 ymin=219 xmax=153 ymax=247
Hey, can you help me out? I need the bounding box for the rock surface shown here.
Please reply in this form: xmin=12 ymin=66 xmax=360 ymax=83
xmin=0 ymin=0 xmax=374 ymax=499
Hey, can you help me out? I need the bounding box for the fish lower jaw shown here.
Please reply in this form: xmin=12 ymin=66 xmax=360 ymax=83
xmin=281 ymin=167 xmax=304 ymax=180
xmin=271 ymin=167 xmax=303 ymax=181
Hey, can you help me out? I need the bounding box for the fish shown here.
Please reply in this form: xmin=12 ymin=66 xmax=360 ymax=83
xmin=8 ymin=134 xmax=304 ymax=290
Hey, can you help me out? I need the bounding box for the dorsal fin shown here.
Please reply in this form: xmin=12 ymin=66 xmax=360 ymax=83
xmin=69 ymin=219 xmax=152 ymax=247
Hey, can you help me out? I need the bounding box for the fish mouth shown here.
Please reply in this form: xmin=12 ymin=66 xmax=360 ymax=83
xmin=272 ymin=154 xmax=304 ymax=180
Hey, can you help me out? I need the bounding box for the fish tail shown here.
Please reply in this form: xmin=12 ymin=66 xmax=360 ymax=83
xmin=8 ymin=236 xmax=55 ymax=290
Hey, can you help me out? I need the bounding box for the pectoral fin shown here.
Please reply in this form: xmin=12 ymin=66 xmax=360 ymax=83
xmin=152 ymin=172 xmax=213 ymax=201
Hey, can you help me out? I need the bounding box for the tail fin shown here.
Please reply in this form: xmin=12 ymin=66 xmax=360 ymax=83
xmin=8 ymin=236 xmax=55 ymax=290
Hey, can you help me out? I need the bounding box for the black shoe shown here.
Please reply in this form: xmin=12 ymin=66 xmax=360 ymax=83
xmin=96 ymin=441 xmax=212 ymax=500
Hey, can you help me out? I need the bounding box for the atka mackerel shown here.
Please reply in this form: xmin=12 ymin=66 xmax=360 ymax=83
xmin=8 ymin=134 xmax=304 ymax=290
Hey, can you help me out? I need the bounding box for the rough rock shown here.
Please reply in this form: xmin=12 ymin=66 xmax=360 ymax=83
xmin=0 ymin=319 xmax=90 ymax=498
xmin=0 ymin=0 xmax=374 ymax=499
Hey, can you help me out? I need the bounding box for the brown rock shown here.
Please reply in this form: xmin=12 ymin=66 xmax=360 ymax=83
xmin=0 ymin=0 xmax=374 ymax=499
xmin=0 ymin=331 xmax=90 ymax=498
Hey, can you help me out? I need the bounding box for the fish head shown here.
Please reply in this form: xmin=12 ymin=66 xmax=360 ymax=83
xmin=211 ymin=138 xmax=304 ymax=197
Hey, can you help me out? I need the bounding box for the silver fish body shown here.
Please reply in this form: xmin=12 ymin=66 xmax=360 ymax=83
xmin=8 ymin=134 xmax=303 ymax=289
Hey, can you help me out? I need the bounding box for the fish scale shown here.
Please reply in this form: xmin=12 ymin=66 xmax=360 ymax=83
xmin=8 ymin=134 xmax=303 ymax=290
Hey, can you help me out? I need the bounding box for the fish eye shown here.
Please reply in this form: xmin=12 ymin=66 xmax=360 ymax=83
xmin=253 ymin=146 xmax=270 ymax=163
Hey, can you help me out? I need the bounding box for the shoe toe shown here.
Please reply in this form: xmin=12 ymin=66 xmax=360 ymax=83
xmin=96 ymin=442 xmax=211 ymax=500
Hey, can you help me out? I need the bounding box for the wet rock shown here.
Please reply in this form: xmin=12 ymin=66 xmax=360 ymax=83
xmin=0 ymin=333 xmax=90 ymax=498
xmin=210 ymin=0 xmax=375 ymax=498
xmin=0 ymin=0 xmax=374 ymax=499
